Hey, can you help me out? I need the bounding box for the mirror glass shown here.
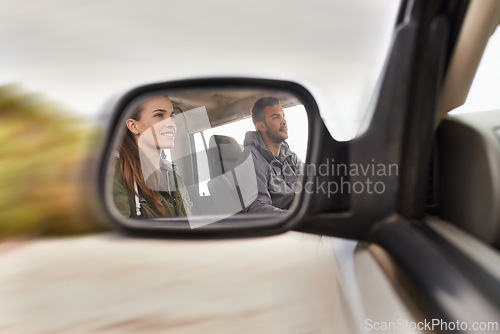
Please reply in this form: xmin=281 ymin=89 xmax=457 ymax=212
xmin=105 ymin=87 xmax=308 ymax=229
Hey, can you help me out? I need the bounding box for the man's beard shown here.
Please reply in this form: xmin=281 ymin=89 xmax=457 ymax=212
xmin=268 ymin=128 xmax=288 ymax=143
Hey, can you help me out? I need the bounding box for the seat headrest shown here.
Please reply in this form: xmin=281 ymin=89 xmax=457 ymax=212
xmin=207 ymin=135 xmax=243 ymax=178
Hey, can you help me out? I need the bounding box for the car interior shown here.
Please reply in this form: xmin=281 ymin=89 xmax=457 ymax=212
xmin=424 ymin=0 xmax=500 ymax=277
xmin=426 ymin=109 xmax=500 ymax=280
xmin=109 ymin=87 xmax=308 ymax=218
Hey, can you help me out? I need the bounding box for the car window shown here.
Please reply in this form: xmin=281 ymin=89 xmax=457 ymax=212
xmin=192 ymin=105 xmax=308 ymax=197
xmin=451 ymin=26 xmax=500 ymax=114
xmin=434 ymin=25 xmax=500 ymax=255
xmin=105 ymin=86 xmax=310 ymax=224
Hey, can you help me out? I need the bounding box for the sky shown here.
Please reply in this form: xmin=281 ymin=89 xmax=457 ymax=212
xmin=1 ymin=1 xmax=498 ymax=140
xmin=0 ymin=0 xmax=400 ymax=141
xmin=452 ymin=26 xmax=500 ymax=114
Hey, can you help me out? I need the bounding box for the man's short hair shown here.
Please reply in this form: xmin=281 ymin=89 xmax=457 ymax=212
xmin=251 ymin=97 xmax=280 ymax=124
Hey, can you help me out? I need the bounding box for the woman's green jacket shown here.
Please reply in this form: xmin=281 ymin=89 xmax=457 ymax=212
xmin=112 ymin=159 xmax=192 ymax=218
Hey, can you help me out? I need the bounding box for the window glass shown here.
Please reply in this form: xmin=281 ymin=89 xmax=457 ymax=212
xmin=451 ymin=26 xmax=500 ymax=114
xmin=107 ymin=87 xmax=310 ymax=226
xmin=192 ymin=132 xmax=210 ymax=196
xmin=193 ymin=106 xmax=308 ymax=197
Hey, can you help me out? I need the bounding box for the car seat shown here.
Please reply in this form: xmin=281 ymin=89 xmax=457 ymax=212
xmin=206 ymin=135 xmax=245 ymax=214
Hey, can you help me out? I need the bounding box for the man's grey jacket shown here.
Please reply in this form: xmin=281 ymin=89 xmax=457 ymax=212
xmin=239 ymin=131 xmax=302 ymax=212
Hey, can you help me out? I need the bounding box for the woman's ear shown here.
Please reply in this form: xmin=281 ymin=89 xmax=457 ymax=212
xmin=126 ymin=119 xmax=140 ymax=135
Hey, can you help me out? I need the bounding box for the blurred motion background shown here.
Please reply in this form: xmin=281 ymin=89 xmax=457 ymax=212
xmin=0 ymin=84 xmax=106 ymax=238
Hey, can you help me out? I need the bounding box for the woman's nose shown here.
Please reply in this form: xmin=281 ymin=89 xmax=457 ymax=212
xmin=163 ymin=117 xmax=175 ymax=127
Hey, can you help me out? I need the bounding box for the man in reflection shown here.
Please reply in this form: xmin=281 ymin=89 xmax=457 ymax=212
xmin=240 ymin=97 xmax=302 ymax=212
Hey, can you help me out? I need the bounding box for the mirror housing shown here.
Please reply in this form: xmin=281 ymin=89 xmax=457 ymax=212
xmin=97 ymin=78 xmax=327 ymax=238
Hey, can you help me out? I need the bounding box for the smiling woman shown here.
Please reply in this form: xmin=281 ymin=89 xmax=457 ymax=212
xmin=112 ymin=95 xmax=192 ymax=219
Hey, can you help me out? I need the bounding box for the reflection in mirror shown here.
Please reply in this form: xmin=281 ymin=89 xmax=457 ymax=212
xmin=106 ymin=87 xmax=308 ymax=228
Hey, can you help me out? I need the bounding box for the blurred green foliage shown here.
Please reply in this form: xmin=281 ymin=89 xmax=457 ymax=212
xmin=0 ymin=84 xmax=109 ymax=239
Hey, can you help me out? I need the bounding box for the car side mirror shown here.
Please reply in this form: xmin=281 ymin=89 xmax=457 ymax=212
xmin=97 ymin=78 xmax=324 ymax=238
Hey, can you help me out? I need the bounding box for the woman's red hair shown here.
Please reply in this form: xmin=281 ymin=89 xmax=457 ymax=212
xmin=118 ymin=102 xmax=164 ymax=216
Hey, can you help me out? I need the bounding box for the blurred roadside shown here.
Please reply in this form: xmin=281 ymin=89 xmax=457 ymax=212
xmin=0 ymin=84 xmax=109 ymax=239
